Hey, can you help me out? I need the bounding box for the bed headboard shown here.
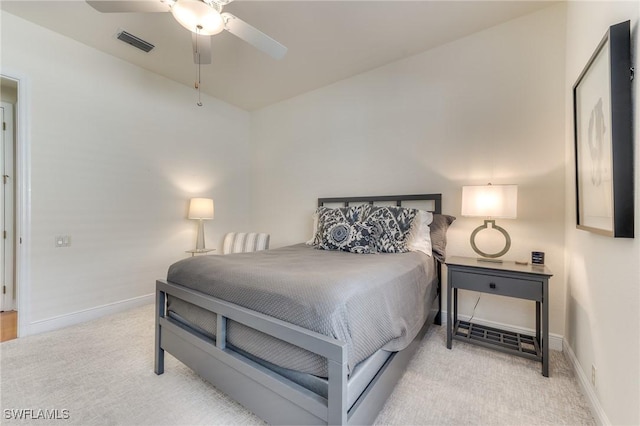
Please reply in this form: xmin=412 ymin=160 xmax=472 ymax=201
xmin=318 ymin=194 xmax=442 ymax=214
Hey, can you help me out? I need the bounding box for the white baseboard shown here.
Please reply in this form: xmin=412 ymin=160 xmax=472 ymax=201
xmin=26 ymin=293 xmax=154 ymax=336
xmin=563 ymin=340 xmax=610 ymax=426
xmin=440 ymin=310 xmax=563 ymax=351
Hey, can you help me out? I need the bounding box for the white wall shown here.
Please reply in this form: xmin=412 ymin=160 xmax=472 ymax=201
xmin=564 ymin=2 xmax=639 ymax=425
xmin=1 ymin=12 xmax=252 ymax=332
xmin=251 ymin=5 xmax=567 ymax=336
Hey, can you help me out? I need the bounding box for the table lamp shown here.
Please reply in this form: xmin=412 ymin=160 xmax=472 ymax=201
xmin=461 ymin=184 xmax=517 ymax=262
xmin=188 ymin=197 xmax=214 ymax=251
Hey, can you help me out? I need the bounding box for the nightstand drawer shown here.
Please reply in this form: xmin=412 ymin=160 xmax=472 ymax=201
xmin=451 ymin=271 xmax=542 ymax=301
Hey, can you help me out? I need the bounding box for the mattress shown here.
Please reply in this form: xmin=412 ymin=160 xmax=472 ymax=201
xmin=166 ymin=243 xmax=438 ymax=377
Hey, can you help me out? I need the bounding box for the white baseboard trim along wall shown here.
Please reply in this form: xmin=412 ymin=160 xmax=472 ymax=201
xmin=440 ymin=311 xmax=564 ymax=351
xmin=26 ymin=293 xmax=154 ymax=336
xmin=563 ymin=340 xmax=610 ymax=426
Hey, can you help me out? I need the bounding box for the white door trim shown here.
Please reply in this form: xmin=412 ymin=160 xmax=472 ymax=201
xmin=1 ymin=101 xmax=16 ymax=311
xmin=1 ymin=71 xmax=32 ymax=338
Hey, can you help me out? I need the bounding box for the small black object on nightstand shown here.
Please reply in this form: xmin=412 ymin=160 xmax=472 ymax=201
xmin=532 ymin=251 xmax=545 ymax=265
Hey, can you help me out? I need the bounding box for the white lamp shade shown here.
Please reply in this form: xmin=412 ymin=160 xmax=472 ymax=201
xmin=170 ymin=0 xmax=224 ymax=35
xmin=461 ymin=185 xmax=517 ymax=219
xmin=188 ymin=198 xmax=214 ymax=219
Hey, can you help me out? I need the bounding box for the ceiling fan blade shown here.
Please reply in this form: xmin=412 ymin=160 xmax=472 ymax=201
xmin=86 ymin=1 xmax=170 ymax=13
xmin=221 ymin=12 xmax=287 ymax=60
xmin=211 ymin=0 xmax=235 ymax=6
xmin=192 ymin=33 xmax=212 ymax=64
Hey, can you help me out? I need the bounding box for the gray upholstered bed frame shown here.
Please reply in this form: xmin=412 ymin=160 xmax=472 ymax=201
xmin=155 ymin=194 xmax=443 ymax=425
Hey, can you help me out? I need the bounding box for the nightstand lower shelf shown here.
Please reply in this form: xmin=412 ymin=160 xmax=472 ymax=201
xmin=453 ymin=320 xmax=541 ymax=361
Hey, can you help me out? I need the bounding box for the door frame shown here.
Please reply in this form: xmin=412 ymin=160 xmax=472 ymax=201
xmin=1 ymin=100 xmax=16 ymax=311
xmin=1 ymin=72 xmax=31 ymax=338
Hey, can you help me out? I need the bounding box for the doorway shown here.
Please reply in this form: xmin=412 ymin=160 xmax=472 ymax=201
xmin=0 ymin=77 xmax=18 ymax=342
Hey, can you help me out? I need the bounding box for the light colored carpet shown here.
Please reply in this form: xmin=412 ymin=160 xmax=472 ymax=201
xmin=0 ymin=304 xmax=594 ymax=425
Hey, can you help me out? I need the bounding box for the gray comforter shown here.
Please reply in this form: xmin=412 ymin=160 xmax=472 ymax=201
xmin=166 ymin=243 xmax=437 ymax=377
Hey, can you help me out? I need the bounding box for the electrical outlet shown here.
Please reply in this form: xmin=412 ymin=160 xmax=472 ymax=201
xmin=591 ymin=365 xmax=596 ymax=388
xmin=55 ymin=235 xmax=71 ymax=248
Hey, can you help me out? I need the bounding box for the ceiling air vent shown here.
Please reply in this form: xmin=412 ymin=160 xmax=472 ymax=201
xmin=116 ymin=30 xmax=155 ymax=53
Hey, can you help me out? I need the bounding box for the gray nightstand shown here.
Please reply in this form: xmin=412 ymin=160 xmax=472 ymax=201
xmin=445 ymin=256 xmax=553 ymax=377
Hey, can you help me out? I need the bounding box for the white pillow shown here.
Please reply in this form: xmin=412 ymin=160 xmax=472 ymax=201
xmin=305 ymin=212 xmax=319 ymax=245
xmin=406 ymin=210 xmax=434 ymax=256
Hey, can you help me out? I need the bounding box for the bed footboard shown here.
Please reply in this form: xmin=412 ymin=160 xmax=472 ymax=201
xmin=156 ymin=279 xmax=348 ymax=425
xmin=155 ymin=278 xmax=441 ymax=425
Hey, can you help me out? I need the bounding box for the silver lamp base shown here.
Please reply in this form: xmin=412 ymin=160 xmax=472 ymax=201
xmin=195 ymin=219 xmax=206 ymax=251
xmin=470 ymin=219 xmax=511 ymax=262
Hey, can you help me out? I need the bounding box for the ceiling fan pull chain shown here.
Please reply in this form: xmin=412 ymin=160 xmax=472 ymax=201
xmin=195 ymin=25 xmax=203 ymax=106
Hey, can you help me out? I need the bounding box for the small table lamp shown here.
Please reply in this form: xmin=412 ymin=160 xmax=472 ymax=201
xmin=461 ymin=184 xmax=517 ymax=262
xmin=188 ymin=198 xmax=214 ymax=251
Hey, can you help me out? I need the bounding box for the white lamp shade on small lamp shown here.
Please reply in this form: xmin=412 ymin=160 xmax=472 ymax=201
xmin=461 ymin=184 xmax=517 ymax=261
xmin=188 ymin=198 xmax=214 ymax=220
xmin=188 ymin=198 xmax=214 ymax=251
xmin=461 ymin=185 xmax=518 ymax=219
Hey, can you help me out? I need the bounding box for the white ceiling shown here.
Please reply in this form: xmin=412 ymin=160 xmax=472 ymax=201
xmin=1 ymin=0 xmax=555 ymax=111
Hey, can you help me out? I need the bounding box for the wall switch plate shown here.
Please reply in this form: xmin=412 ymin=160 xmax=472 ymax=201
xmin=55 ymin=235 xmax=71 ymax=248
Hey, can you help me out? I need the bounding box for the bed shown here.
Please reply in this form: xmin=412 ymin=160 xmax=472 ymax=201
xmin=155 ymin=194 xmax=446 ymax=425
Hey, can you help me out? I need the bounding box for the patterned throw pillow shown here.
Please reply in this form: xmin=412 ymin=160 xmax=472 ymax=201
xmin=362 ymin=206 xmax=419 ymax=253
xmin=314 ymin=205 xmax=375 ymax=253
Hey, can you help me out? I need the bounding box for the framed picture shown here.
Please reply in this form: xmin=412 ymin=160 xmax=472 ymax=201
xmin=573 ymin=20 xmax=633 ymax=238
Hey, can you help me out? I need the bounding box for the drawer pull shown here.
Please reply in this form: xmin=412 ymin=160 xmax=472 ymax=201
xmin=489 ymin=283 xmax=496 ymax=289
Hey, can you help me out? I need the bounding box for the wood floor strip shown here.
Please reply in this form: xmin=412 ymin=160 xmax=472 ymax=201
xmin=0 ymin=310 xmax=18 ymax=342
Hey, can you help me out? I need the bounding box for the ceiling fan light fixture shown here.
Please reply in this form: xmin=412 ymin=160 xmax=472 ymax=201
xmin=170 ymin=0 xmax=224 ymax=35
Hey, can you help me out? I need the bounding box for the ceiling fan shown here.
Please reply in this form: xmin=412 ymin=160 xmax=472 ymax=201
xmin=86 ymin=0 xmax=288 ymax=63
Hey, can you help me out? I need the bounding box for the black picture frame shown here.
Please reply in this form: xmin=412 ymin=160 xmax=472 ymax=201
xmin=573 ymin=20 xmax=634 ymax=238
